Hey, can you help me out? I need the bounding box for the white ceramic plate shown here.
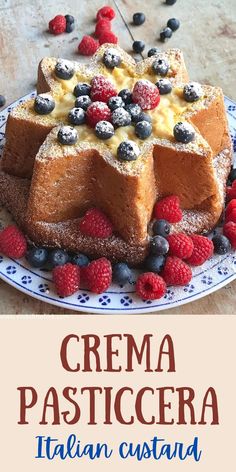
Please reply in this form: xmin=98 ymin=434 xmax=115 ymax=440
xmin=0 ymin=93 xmax=236 ymax=314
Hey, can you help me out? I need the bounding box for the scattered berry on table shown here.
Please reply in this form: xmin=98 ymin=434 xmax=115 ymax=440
xmin=223 ymin=221 xmax=236 ymax=248
xmin=75 ymin=95 xmax=92 ymax=110
xmin=132 ymin=40 xmax=145 ymax=54
xmin=86 ymin=102 xmax=112 ymax=127
xmin=118 ymin=88 xmax=133 ymax=105
xmin=148 ymin=47 xmax=160 ymax=57
xmin=228 ymin=168 xmax=236 ymax=184
xmin=84 ymin=257 xmax=112 ymax=294
xmin=162 ymin=257 xmax=192 ymax=286
xmin=136 ymin=272 xmax=166 ymax=300
xmin=96 ymin=5 xmax=116 ymax=21
xmin=133 ymin=12 xmax=146 ymax=26
xmin=34 ymin=94 xmax=55 ymax=115
xmin=160 ymin=27 xmax=173 ymax=42
xmin=68 ymin=107 xmax=86 ymax=125
xmin=183 ymin=82 xmax=203 ymax=102
xmin=79 ymin=208 xmax=113 ymax=239
xmin=173 ymin=122 xmax=195 ymax=143
xmin=74 ymin=82 xmax=91 ymax=97
xmin=95 ymin=120 xmax=115 ymax=139
xmin=135 ymin=120 xmax=152 ymax=139
xmin=49 ymin=15 xmax=66 ymax=35
xmin=167 ymin=18 xmax=180 ymax=31
xmin=150 ymin=235 xmax=169 ymax=256
xmin=113 ymin=262 xmax=133 ymax=285
xmin=156 ymin=78 xmax=172 ymax=94
xmin=95 ymin=18 xmax=111 ymax=37
xmin=186 ymin=235 xmax=214 ymax=266
xmin=154 ymin=195 xmax=183 ymax=223
xmin=99 ymin=31 xmax=118 ymax=45
xmin=90 ymin=75 xmax=117 ymax=103
xmin=49 ymin=249 xmax=70 ymax=268
xmin=108 ymin=96 xmax=125 ymax=111
xmin=153 ymin=219 xmax=171 ymax=237
xmin=103 ymin=48 xmax=121 ymax=69
xmin=225 ymin=199 xmax=236 ymax=220
xmin=57 ymin=126 xmax=78 ymax=145
xmin=133 ymin=111 xmax=152 ymax=124
xmin=226 ymin=180 xmax=236 ymax=201
xmin=0 ymin=95 xmax=6 ymax=107
xmin=53 ymin=263 xmax=80 ymax=297
xmin=71 ymin=253 xmax=90 ymax=267
xmin=112 ymin=107 xmax=131 ymax=127
xmin=78 ymin=35 xmax=99 ymax=55
xmin=165 ymin=0 xmax=177 ymax=5
xmin=55 ymin=59 xmax=75 ymax=80
xmin=65 ymin=14 xmax=75 ymax=33
xmin=212 ymin=234 xmax=231 ymax=255
xmin=144 ymin=255 xmax=166 ymax=274
xmin=225 ymin=207 xmax=236 ymax=223
xmin=26 ymin=247 xmax=49 ymax=268
xmin=132 ymin=79 xmax=160 ymax=110
xmin=117 ymin=140 xmax=140 ymax=161
xmin=125 ymin=103 xmax=142 ymax=121
xmin=167 ymin=233 xmax=194 ymax=259
xmin=152 ymin=58 xmax=169 ymax=76
xmin=0 ymin=225 xmax=27 ymax=259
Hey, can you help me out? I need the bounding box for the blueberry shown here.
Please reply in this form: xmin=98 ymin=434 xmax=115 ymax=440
xmin=0 ymin=95 xmax=6 ymax=107
xmin=57 ymin=126 xmax=78 ymax=145
xmin=55 ymin=60 xmax=75 ymax=80
xmin=112 ymin=107 xmax=132 ymax=127
xmin=133 ymin=12 xmax=146 ymax=26
xmin=65 ymin=14 xmax=75 ymax=33
xmin=150 ymin=235 xmax=169 ymax=256
xmin=167 ymin=18 xmax=180 ymax=31
xmin=212 ymin=235 xmax=231 ymax=254
xmin=49 ymin=249 xmax=70 ymax=267
xmin=68 ymin=107 xmax=86 ymax=125
xmin=183 ymin=82 xmax=203 ymax=102
xmin=74 ymin=82 xmax=91 ymax=97
xmin=132 ymin=40 xmax=145 ymax=53
xmin=160 ymin=27 xmax=173 ymax=42
xmin=118 ymin=89 xmax=133 ymax=105
xmin=117 ymin=140 xmax=140 ymax=161
xmin=152 ymin=58 xmax=169 ymax=76
xmin=156 ymin=78 xmax=172 ymax=94
xmin=125 ymin=103 xmax=142 ymax=121
xmin=147 ymin=47 xmax=161 ymax=57
xmin=26 ymin=247 xmax=49 ymax=268
xmin=34 ymin=94 xmax=55 ymax=115
xmin=173 ymin=122 xmax=195 ymax=144
xmin=75 ymin=95 xmax=92 ymax=110
xmin=153 ymin=219 xmax=171 ymax=237
xmin=103 ymin=48 xmax=121 ymax=69
xmin=95 ymin=120 xmax=115 ymax=139
xmin=135 ymin=120 xmax=152 ymax=139
xmin=108 ymin=96 xmax=125 ymax=111
xmin=133 ymin=111 xmax=152 ymax=124
xmin=113 ymin=262 xmax=133 ymax=285
xmin=228 ymin=167 xmax=236 ymax=183
xmin=144 ymin=255 xmax=166 ymax=273
xmin=166 ymin=0 xmax=177 ymax=5
xmin=71 ymin=253 xmax=90 ymax=267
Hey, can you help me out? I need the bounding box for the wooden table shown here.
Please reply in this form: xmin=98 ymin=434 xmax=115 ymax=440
xmin=0 ymin=0 xmax=235 ymax=314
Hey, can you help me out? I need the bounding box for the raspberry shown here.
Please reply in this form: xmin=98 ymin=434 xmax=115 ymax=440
xmin=49 ymin=15 xmax=66 ymax=35
xmin=99 ymin=31 xmax=118 ymax=45
xmin=161 ymin=257 xmax=192 ymax=286
xmin=96 ymin=6 xmax=116 ymax=21
xmin=186 ymin=235 xmax=213 ymax=266
xmin=225 ymin=199 xmax=236 ymax=221
xmin=90 ymin=75 xmax=117 ymax=103
xmin=84 ymin=257 xmax=112 ymax=294
xmin=95 ymin=18 xmax=111 ymax=37
xmin=78 ymin=35 xmax=99 ymax=56
xmin=132 ymin=79 xmax=160 ymax=110
xmin=0 ymin=225 xmax=27 ymax=259
xmin=136 ymin=272 xmax=166 ymax=300
xmin=226 ymin=181 xmax=236 ymax=201
xmin=167 ymin=233 xmax=194 ymax=259
xmin=225 ymin=208 xmax=236 ymax=223
xmin=86 ymin=101 xmax=112 ymax=127
xmin=154 ymin=195 xmax=183 ymax=223
xmin=223 ymin=221 xmax=236 ymax=248
xmin=79 ymin=208 xmax=113 ymax=238
xmin=52 ymin=263 xmax=80 ymax=297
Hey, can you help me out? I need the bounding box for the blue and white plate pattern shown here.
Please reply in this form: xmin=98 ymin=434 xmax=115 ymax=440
xmin=0 ymin=93 xmax=235 ymax=313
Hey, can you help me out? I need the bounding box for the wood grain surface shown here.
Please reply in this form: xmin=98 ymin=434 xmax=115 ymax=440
xmin=0 ymin=0 xmax=235 ymax=314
